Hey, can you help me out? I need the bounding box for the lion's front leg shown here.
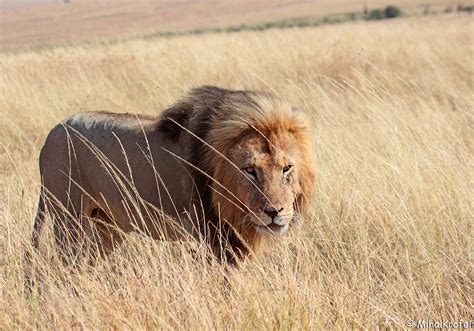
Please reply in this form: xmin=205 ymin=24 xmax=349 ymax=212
xmin=51 ymin=207 xmax=85 ymax=267
xmin=86 ymin=208 xmax=124 ymax=259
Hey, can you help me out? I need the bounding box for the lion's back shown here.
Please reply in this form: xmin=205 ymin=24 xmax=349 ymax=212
xmin=38 ymin=111 xmax=157 ymax=201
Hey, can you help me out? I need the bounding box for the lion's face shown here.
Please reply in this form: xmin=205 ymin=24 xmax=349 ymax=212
xmin=225 ymin=131 xmax=303 ymax=236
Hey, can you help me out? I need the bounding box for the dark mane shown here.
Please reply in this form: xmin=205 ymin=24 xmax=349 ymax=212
xmin=157 ymin=86 xmax=264 ymax=262
xmin=157 ymin=86 xmax=261 ymax=142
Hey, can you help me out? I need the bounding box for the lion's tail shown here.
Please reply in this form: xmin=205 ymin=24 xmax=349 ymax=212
xmin=25 ymin=186 xmax=46 ymax=293
xmin=31 ymin=186 xmax=46 ymax=250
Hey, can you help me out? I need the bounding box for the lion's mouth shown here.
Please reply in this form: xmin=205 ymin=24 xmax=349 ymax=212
xmin=255 ymin=222 xmax=288 ymax=235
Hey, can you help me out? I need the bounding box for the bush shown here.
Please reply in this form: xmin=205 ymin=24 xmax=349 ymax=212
xmin=346 ymin=12 xmax=359 ymax=21
xmin=368 ymin=9 xmax=384 ymax=20
xmin=367 ymin=6 xmax=402 ymax=20
xmin=457 ymin=4 xmax=474 ymax=13
xmin=384 ymin=5 xmax=402 ymax=18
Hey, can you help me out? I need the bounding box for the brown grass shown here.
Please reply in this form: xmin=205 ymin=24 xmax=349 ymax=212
xmin=0 ymin=13 xmax=472 ymax=329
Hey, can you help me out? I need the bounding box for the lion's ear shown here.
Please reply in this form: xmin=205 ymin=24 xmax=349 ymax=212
xmin=157 ymin=102 xmax=192 ymax=141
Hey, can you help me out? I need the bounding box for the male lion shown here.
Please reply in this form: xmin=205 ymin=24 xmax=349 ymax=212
xmin=31 ymin=86 xmax=316 ymax=264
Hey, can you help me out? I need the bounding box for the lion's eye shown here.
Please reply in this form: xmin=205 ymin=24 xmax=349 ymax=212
xmin=243 ymin=166 xmax=257 ymax=178
xmin=283 ymin=165 xmax=293 ymax=174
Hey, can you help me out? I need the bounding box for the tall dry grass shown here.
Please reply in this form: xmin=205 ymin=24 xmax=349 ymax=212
xmin=0 ymin=14 xmax=472 ymax=329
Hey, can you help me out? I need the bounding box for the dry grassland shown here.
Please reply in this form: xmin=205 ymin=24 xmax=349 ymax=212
xmin=0 ymin=14 xmax=472 ymax=329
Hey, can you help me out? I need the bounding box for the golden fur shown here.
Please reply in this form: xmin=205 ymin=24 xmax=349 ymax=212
xmin=31 ymin=86 xmax=316 ymax=263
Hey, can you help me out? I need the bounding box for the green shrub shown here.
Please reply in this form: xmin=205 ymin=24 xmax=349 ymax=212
xmin=346 ymin=12 xmax=359 ymax=21
xmin=384 ymin=5 xmax=402 ymax=18
xmin=457 ymin=4 xmax=474 ymax=13
xmin=367 ymin=6 xmax=402 ymax=21
xmin=368 ymin=9 xmax=384 ymax=20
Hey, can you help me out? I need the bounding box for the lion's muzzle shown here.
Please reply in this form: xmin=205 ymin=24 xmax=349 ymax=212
xmin=250 ymin=206 xmax=293 ymax=235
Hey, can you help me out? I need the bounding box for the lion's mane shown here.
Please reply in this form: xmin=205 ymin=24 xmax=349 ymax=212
xmin=158 ymin=86 xmax=316 ymax=262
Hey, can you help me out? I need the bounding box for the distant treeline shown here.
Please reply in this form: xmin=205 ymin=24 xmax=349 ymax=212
xmin=143 ymin=4 xmax=470 ymax=40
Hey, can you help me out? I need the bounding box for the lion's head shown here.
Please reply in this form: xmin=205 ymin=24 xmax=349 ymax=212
xmin=216 ymin=129 xmax=303 ymax=236
xmin=203 ymin=90 xmax=316 ymax=246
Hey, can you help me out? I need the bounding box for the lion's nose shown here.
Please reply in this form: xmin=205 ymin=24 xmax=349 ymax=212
xmin=263 ymin=207 xmax=284 ymax=219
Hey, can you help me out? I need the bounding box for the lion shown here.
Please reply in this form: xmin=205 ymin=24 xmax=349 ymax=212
xmin=31 ymin=86 xmax=316 ymax=264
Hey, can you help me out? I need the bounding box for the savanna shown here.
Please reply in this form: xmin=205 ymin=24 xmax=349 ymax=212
xmin=0 ymin=4 xmax=472 ymax=329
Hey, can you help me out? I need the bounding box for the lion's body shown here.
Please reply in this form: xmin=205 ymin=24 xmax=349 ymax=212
xmin=32 ymin=86 xmax=316 ymax=263
xmin=35 ymin=112 xmax=194 ymax=255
